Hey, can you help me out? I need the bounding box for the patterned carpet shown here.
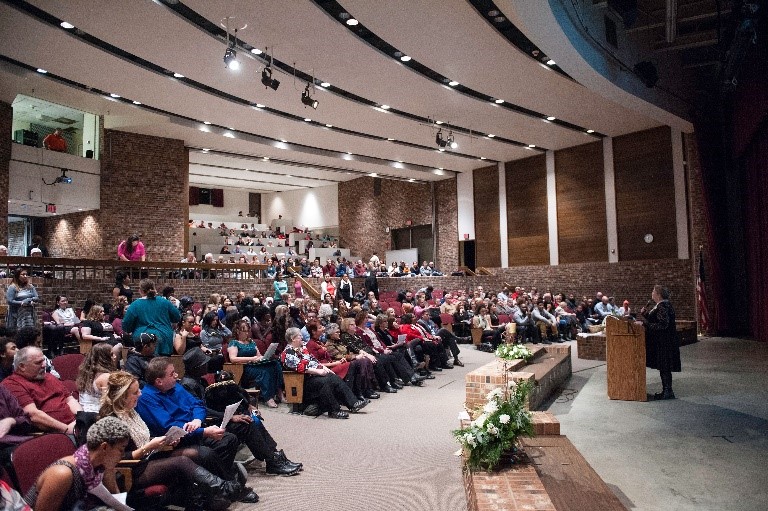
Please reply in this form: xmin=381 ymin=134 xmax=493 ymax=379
xmin=230 ymin=346 xmax=494 ymax=511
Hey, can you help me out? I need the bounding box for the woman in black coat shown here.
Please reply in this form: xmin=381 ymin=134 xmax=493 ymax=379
xmin=639 ymin=284 xmax=681 ymax=400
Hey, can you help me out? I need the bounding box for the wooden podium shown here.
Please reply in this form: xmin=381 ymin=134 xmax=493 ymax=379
xmin=605 ymin=316 xmax=646 ymax=401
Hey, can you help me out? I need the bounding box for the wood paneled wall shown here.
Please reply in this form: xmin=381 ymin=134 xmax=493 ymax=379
xmin=473 ymin=165 xmax=501 ymax=267
xmin=614 ymin=126 xmax=677 ymax=261
xmin=555 ymin=142 xmax=608 ymax=263
xmin=506 ymin=155 xmax=548 ymax=266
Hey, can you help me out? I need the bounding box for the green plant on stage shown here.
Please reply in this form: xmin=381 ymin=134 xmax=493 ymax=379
xmin=495 ymin=343 xmax=533 ymax=362
xmin=453 ymin=379 xmax=534 ymax=471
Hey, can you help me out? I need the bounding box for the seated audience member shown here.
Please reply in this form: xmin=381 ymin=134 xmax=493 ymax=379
xmin=25 ymin=417 xmax=129 ymax=510
xmin=135 ymin=357 xmax=259 ymax=503
xmin=342 ymin=316 xmax=400 ymax=394
xmin=124 ymin=332 xmax=157 ymax=385
xmin=281 ymin=328 xmax=367 ymax=419
xmin=398 ymin=313 xmax=443 ymax=377
xmin=100 ymin=371 xmax=240 ymax=510
xmin=322 ymin=323 xmax=378 ymax=401
xmin=227 ymin=320 xmax=283 ymax=408
xmin=76 ymin=343 xmax=116 ymax=413
xmin=533 ymin=301 xmax=558 ymax=344
xmin=14 ymin=327 xmax=59 ymax=379
xmin=76 ymin=305 xmax=123 ymax=358
xmin=0 ymin=338 xmax=17 ymax=382
xmin=181 ymin=353 xmax=300 ymax=476
xmin=513 ymin=303 xmax=537 ymax=343
xmin=2 ymin=346 xmax=81 ymax=433
xmin=417 ymin=309 xmax=467 ymax=367
xmin=594 ymin=296 xmax=614 ymax=319
xmin=554 ymin=301 xmax=579 ymax=340
xmin=46 ymin=295 xmax=80 ymax=356
xmin=200 ymin=311 xmax=232 ymax=352
xmin=472 ymin=304 xmax=504 ymax=350
xmin=370 ymin=314 xmax=426 ymax=385
xmin=0 ymin=383 xmax=32 ymax=448
xmin=452 ymin=302 xmax=472 ymax=338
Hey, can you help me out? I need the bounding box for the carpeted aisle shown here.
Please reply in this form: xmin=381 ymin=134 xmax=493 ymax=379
xmin=231 ymin=346 xmax=495 ymax=511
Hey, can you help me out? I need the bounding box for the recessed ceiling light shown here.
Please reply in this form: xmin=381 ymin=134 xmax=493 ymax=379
xmin=173 ymin=72 xmax=184 ymax=78
xmin=494 ymin=99 xmax=504 ymax=104
xmin=438 ymin=147 xmax=445 ymax=152
xmin=528 ymin=144 xmax=536 ymax=148
xmin=36 ymin=68 xmax=47 ymax=74
xmin=448 ymin=80 xmax=459 ymax=86
xmin=546 ymin=59 xmax=556 ymax=66
xmin=203 ymin=121 xmax=211 ymax=125
xmin=280 ymin=139 xmax=288 ymax=143
xmin=387 ymin=138 xmax=395 ymax=141
xmin=438 ymin=167 xmax=444 ymax=170
xmin=223 ymin=132 xmax=235 ymax=138
xmin=494 ymin=16 xmax=506 ymax=23
xmin=435 ymin=120 xmax=443 ymax=125
xmin=398 ymin=160 xmax=403 ymax=163
xmin=263 ymin=157 xmax=270 ymax=160
xmin=480 ymin=157 xmax=487 ymax=160
xmin=304 ymin=118 xmax=312 ymax=122
xmin=320 ymin=82 xmax=330 ymax=87
xmin=488 ymin=10 xmax=500 ymax=16
xmin=400 ymin=55 xmax=411 ymax=62
xmin=286 ymin=175 xmax=292 ymax=178
xmin=202 ymin=148 xmax=210 ymax=152
xmin=60 ymin=21 xmax=74 ymax=29
xmin=346 ymin=18 xmax=359 ymax=26
xmin=546 ymin=116 xmax=556 ymax=121
xmin=325 ymin=123 xmax=333 ymax=128
xmin=380 ymin=104 xmax=390 ymax=109
xmin=251 ymin=48 xmax=263 ymax=55
xmin=132 ymin=101 xmax=142 ymax=105
xmin=347 ymin=152 xmax=353 ymax=155
xmin=110 ymin=93 xmax=120 ymax=98
xmin=255 ymin=103 xmax=265 ymax=108
xmin=369 ymin=173 xmax=377 ymax=177
xmin=408 ymin=178 xmax=415 ymax=182
xmin=487 ymin=134 xmax=495 ymax=138
xmin=587 ymin=129 xmax=594 ymax=134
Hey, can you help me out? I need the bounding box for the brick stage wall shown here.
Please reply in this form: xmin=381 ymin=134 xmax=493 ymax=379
xmin=338 ymin=176 xmax=459 ymax=270
xmin=0 ymin=101 xmax=11 ymax=246
xmin=100 ymin=130 xmax=188 ymax=261
xmin=685 ymin=133 xmax=711 ymax=328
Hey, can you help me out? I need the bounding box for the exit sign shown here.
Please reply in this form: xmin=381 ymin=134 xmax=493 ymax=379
xmin=46 ymin=204 xmax=56 ymax=214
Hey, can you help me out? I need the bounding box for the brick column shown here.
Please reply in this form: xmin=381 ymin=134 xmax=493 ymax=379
xmin=0 ymin=101 xmax=11 ymax=245
xmin=101 ymin=130 xmax=188 ymax=261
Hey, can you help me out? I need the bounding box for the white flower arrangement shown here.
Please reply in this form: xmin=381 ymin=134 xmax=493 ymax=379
xmin=495 ymin=343 xmax=533 ymax=362
xmin=454 ymin=380 xmax=534 ymax=471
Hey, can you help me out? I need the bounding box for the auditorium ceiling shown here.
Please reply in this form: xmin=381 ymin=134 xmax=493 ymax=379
xmin=0 ymin=0 xmax=691 ymax=192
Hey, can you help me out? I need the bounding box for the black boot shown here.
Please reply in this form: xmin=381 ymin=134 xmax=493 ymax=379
xmin=276 ymin=449 xmax=303 ymax=471
xmin=657 ymin=371 xmax=675 ymax=400
xmin=266 ymin=452 xmax=300 ymax=476
xmin=190 ymin=467 xmax=234 ymax=510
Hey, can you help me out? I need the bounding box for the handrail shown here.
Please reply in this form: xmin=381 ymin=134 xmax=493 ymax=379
xmin=475 ymin=267 xmax=493 ymax=276
xmin=458 ymin=266 xmax=476 ymax=277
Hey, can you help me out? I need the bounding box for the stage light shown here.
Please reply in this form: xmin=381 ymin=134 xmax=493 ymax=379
xmin=261 ymin=66 xmax=280 ymax=90
xmin=448 ymin=132 xmax=458 ymax=149
xmin=223 ymin=46 xmax=239 ymax=70
xmin=435 ymin=129 xmax=448 ymax=148
xmin=301 ymin=84 xmax=318 ymax=109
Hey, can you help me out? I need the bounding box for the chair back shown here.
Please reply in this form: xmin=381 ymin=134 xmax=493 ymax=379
xmin=10 ymin=434 xmax=76 ymax=494
xmin=52 ymin=353 xmax=85 ymax=381
xmin=61 ymin=379 xmax=79 ymax=400
xmin=498 ymin=314 xmax=511 ymax=324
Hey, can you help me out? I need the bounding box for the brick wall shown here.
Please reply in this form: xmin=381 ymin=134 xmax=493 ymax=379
xmin=0 ymin=101 xmax=11 ymax=246
xmin=100 ymin=130 xmax=188 ymax=261
xmin=338 ymin=176 xmax=459 ymax=270
xmin=685 ymin=133 xmax=711 ymax=329
xmin=43 ymin=211 xmax=103 ymax=259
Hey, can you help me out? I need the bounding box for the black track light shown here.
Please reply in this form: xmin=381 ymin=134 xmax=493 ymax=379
xmin=223 ymin=46 xmax=239 ymax=70
xmin=261 ymin=66 xmax=280 ymax=90
xmin=448 ymin=131 xmax=458 ymax=149
xmin=301 ymin=84 xmax=319 ymax=109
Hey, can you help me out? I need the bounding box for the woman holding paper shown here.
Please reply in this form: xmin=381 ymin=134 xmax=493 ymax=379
xmin=98 ymin=371 xmax=242 ymax=510
xmin=228 ymin=319 xmax=284 ymax=408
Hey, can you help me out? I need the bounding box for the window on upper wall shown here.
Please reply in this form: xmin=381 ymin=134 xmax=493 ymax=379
xmin=11 ymin=94 xmax=100 ymax=159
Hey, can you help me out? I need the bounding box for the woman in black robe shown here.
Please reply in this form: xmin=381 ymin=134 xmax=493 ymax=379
xmin=639 ymin=285 xmax=681 ymax=400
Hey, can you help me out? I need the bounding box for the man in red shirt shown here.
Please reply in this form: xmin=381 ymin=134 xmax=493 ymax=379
xmin=43 ymin=128 xmax=67 ymax=152
xmin=1 ymin=346 xmax=81 ymax=433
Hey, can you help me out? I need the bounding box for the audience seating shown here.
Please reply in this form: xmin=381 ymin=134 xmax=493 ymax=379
xmin=61 ymin=379 xmax=79 ymax=400
xmin=220 ymin=342 xmax=244 ymax=384
xmin=52 ymin=353 xmax=85 ymax=382
xmin=8 ymin=433 xmax=76 ymax=494
xmin=169 ymin=355 xmax=186 ymax=379
xmin=471 ymin=327 xmax=483 ymax=346
xmin=283 ymin=371 xmax=305 ymax=413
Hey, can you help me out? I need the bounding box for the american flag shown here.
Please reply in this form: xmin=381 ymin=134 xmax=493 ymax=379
xmin=697 ymin=249 xmax=710 ymax=334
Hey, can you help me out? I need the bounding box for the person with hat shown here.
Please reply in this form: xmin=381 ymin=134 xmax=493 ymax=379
xmin=181 ymin=352 xmax=301 ymax=476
